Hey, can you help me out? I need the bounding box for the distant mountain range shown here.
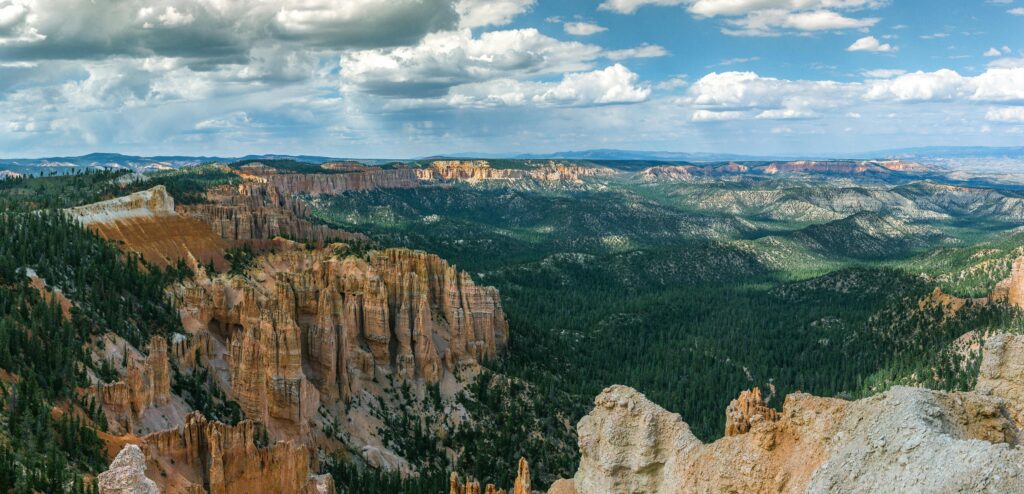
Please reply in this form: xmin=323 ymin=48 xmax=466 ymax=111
xmin=0 ymin=153 xmax=350 ymax=175
xmin=3 ymin=147 xmax=1023 ymax=176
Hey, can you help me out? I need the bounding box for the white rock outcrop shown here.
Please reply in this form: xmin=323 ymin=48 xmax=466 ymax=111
xmin=97 ymin=444 xmax=160 ymax=494
xmin=564 ymin=334 xmax=1024 ymax=494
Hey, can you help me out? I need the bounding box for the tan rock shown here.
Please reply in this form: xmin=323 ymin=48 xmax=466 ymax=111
xmin=182 ymin=182 xmax=361 ymax=245
xmin=98 ymin=444 xmax=160 ymax=494
xmin=513 ymin=457 xmax=531 ymax=494
xmin=724 ymin=387 xmax=779 ymax=436
xmin=170 ymin=246 xmax=508 ymax=436
xmin=976 ymin=333 xmax=1024 ymax=427
xmin=547 ymin=478 xmax=577 ymax=494
xmin=568 ymin=334 xmax=1024 ymax=494
xmin=67 ymin=185 xmax=228 ymax=269
xmin=92 ymin=336 xmax=174 ymax=433
xmin=992 ymin=257 xmax=1024 ymax=308
xmin=143 ymin=412 xmax=328 ymax=494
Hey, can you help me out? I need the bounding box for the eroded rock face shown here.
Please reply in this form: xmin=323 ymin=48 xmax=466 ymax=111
xmin=67 ymin=185 xmax=228 ymax=269
xmin=91 ymin=336 xmax=175 ymax=434
xmin=976 ymin=333 xmax=1024 ymax=427
xmin=171 ymin=245 xmax=508 ymax=435
xmin=724 ymin=387 xmax=779 ymax=437
xmin=566 ymin=335 xmax=1024 ymax=494
xmin=143 ymin=412 xmax=328 ymax=494
xmin=182 ymin=183 xmax=361 ymax=245
xmin=992 ymin=257 xmax=1024 ymax=309
xmin=98 ymin=444 xmax=160 ymax=494
xmin=423 ymin=160 xmax=616 ymax=184
xmin=266 ymin=168 xmax=421 ymax=195
xmin=449 ymin=457 xmax=531 ymax=494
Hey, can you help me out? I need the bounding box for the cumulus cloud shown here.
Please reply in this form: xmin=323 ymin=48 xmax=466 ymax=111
xmin=684 ymin=71 xmax=859 ymax=119
xmin=340 ymin=28 xmax=602 ymax=98
xmin=599 ymin=0 xmax=686 ymax=15
xmin=867 ymin=68 xmax=1024 ymax=103
xmin=599 ymin=0 xmax=883 ymax=36
xmin=535 ymin=64 xmax=650 ymax=105
xmin=564 ymin=21 xmax=607 ymax=36
xmin=605 ymin=43 xmax=669 ymax=60
xmin=847 ymin=36 xmax=895 ymax=53
xmin=455 ymin=0 xmax=535 ymax=28
xmin=861 ymin=69 xmax=905 ymax=78
xmin=0 ymin=0 xmax=460 ymax=64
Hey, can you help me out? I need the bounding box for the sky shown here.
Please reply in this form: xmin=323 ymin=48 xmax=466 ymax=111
xmin=0 ymin=0 xmax=1023 ymax=158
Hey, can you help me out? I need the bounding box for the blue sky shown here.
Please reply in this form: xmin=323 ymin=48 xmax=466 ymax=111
xmin=1 ymin=0 xmax=1022 ymax=158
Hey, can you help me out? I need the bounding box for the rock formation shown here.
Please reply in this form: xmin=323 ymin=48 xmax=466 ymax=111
xmin=181 ymin=182 xmax=362 ymax=245
xmin=422 ymin=160 xmax=615 ymax=184
xmin=98 ymin=444 xmax=160 ymax=494
xmin=449 ymin=457 xmax=531 ymax=494
xmin=513 ymin=457 xmax=531 ymax=494
xmin=91 ymin=336 xmax=181 ymax=434
xmin=265 ymin=167 xmax=421 ymax=195
xmin=724 ymin=387 xmax=778 ymax=436
xmin=992 ymin=257 xmax=1024 ymax=309
xmin=560 ymin=334 xmax=1024 ymax=494
xmin=67 ymin=185 xmax=228 ymax=269
xmin=976 ymin=333 xmax=1024 ymax=427
xmin=171 ymin=245 xmax=508 ymax=437
xmin=142 ymin=412 xmax=330 ymax=494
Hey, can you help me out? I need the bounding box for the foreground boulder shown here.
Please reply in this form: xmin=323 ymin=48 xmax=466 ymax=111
xmin=558 ymin=334 xmax=1024 ymax=494
xmin=97 ymin=445 xmax=159 ymax=494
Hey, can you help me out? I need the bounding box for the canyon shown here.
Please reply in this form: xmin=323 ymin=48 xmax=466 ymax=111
xmin=76 ymin=185 xmax=510 ymax=493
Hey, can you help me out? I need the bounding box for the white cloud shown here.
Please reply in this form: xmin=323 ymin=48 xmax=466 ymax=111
xmin=847 ymin=36 xmax=895 ymax=53
xmin=341 ymin=28 xmax=602 ymax=98
xmin=861 ymin=69 xmax=905 ymax=78
xmin=725 ymin=9 xmax=877 ymax=36
xmin=456 ymin=0 xmax=535 ymax=28
xmin=984 ymin=47 xmax=1003 ymax=57
xmin=598 ymin=0 xmax=687 ymax=15
xmin=536 ymin=64 xmax=650 ymax=105
xmin=564 ymin=21 xmax=607 ymax=36
xmin=865 ymin=69 xmax=967 ymax=101
xmin=1010 ymin=7 xmax=1024 ymax=15
xmin=691 ymin=109 xmax=744 ymax=121
xmin=866 ymin=68 xmax=1024 ymax=103
xmin=430 ymin=64 xmax=651 ymax=108
xmin=986 ymin=107 xmax=1024 ymax=122
xmin=684 ymin=71 xmax=858 ymax=119
xmin=605 ymin=44 xmax=669 ymax=60
xmin=599 ymin=0 xmax=883 ymax=36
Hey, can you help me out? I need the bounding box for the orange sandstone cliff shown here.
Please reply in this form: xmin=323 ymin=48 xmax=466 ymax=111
xmin=67 ymin=185 xmax=228 ymax=269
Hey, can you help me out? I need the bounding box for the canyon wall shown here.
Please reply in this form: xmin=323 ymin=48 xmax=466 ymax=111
xmin=555 ymin=334 xmax=1024 ymax=494
xmin=422 ymin=160 xmax=616 ymax=184
xmin=67 ymin=185 xmax=228 ymax=269
xmin=137 ymin=412 xmax=330 ymax=494
xmin=171 ymin=245 xmax=509 ymax=437
xmin=265 ymin=168 xmax=422 ymax=195
xmin=89 ymin=335 xmax=189 ymax=435
xmin=181 ymin=182 xmax=362 ymax=244
xmin=992 ymin=257 xmax=1024 ymax=309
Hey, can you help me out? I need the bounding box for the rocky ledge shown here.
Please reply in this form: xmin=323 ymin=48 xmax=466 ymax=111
xmin=551 ymin=334 xmax=1024 ymax=494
